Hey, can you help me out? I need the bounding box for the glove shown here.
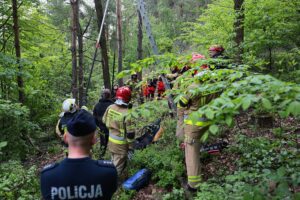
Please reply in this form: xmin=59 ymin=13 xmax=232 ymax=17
xmin=127 ymin=132 xmax=135 ymax=140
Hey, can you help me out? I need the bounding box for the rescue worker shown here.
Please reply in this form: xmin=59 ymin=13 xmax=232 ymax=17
xmin=208 ymin=45 xmax=229 ymax=69
xmin=146 ymin=79 xmax=156 ymax=101
xmin=102 ymin=86 xmax=135 ymax=178
xmin=178 ymin=65 xmax=220 ymax=192
xmin=142 ymin=80 xmax=149 ymax=101
xmin=208 ymin=44 xmax=225 ymax=59
xmin=157 ymin=76 xmax=165 ymax=99
xmin=125 ymin=73 xmax=139 ymax=105
xmin=93 ymin=89 xmax=114 ymax=159
xmin=41 ymin=110 xmax=118 ymax=200
xmin=56 ymin=98 xmax=78 ymax=142
xmin=176 ymin=53 xmax=206 ymax=141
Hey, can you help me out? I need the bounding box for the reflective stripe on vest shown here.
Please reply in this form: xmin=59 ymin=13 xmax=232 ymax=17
xmin=180 ymin=96 xmax=188 ymax=105
xmin=184 ymin=115 xmax=211 ymax=127
xmin=109 ymin=133 xmax=127 ymax=145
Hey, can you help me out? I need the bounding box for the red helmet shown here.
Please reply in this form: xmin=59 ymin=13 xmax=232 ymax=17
xmin=116 ymin=86 xmax=131 ymax=103
xmin=209 ymin=45 xmax=224 ymax=52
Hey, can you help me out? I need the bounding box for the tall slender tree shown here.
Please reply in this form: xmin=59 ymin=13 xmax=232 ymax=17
xmin=234 ymin=0 xmax=244 ymax=64
xmin=137 ymin=10 xmax=143 ymax=81
xmin=94 ymin=0 xmax=111 ymax=90
xmin=12 ymin=0 xmax=25 ymax=103
xmin=70 ymin=0 xmax=78 ymax=100
xmin=116 ymin=0 xmax=123 ymax=86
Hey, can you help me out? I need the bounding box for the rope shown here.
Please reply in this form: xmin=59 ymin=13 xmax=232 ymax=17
xmin=84 ymin=0 xmax=111 ymax=105
xmin=96 ymin=0 xmax=110 ymax=47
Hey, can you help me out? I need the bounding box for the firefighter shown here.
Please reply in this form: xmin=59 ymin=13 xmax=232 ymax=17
xmin=146 ymin=79 xmax=156 ymax=101
xmin=102 ymin=86 xmax=135 ymax=178
xmin=55 ymin=98 xmax=78 ymax=142
xmin=208 ymin=45 xmax=229 ymax=69
xmin=126 ymin=73 xmax=139 ymax=105
xmin=157 ymin=76 xmax=165 ymax=99
xmin=176 ymin=53 xmax=206 ymax=141
xmin=178 ymin=69 xmax=220 ymax=192
xmin=208 ymin=44 xmax=225 ymax=58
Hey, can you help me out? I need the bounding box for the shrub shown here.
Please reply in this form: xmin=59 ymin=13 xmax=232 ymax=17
xmin=0 ymin=100 xmax=40 ymax=160
xmin=0 ymin=161 xmax=40 ymax=200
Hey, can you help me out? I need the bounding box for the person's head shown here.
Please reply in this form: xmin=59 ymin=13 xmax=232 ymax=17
xmin=113 ymin=85 xmax=119 ymax=93
xmin=64 ymin=110 xmax=97 ymax=149
xmin=62 ymin=98 xmax=77 ymax=113
xmin=191 ymin=53 xmax=205 ymax=62
xmin=116 ymin=86 xmax=131 ymax=104
xmin=209 ymin=45 xmax=225 ymax=58
xmin=171 ymin=66 xmax=179 ymax=74
xmin=131 ymin=73 xmax=138 ymax=81
xmin=191 ymin=53 xmax=207 ymax=75
xmin=101 ymin=88 xmax=111 ymax=100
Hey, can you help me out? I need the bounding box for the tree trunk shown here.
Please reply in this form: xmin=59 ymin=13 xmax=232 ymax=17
xmin=268 ymin=46 xmax=273 ymax=72
xmin=94 ymin=0 xmax=111 ymax=90
xmin=12 ymin=0 xmax=25 ymax=104
xmin=70 ymin=0 xmax=78 ymax=101
xmin=78 ymin=24 xmax=84 ymax=107
xmin=116 ymin=0 xmax=123 ymax=86
xmin=234 ymin=0 xmax=244 ymax=64
xmin=137 ymin=10 xmax=143 ymax=81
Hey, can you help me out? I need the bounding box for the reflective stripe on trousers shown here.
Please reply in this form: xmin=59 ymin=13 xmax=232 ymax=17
xmin=183 ymin=115 xmax=211 ymax=127
xmin=109 ymin=133 xmax=127 ymax=145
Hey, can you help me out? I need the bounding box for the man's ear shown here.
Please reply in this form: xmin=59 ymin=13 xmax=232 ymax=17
xmin=63 ymin=132 xmax=68 ymax=144
xmin=91 ymin=132 xmax=97 ymax=145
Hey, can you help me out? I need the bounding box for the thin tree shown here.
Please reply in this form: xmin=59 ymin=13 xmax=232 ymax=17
xmin=78 ymin=13 xmax=92 ymax=106
xmin=94 ymin=0 xmax=111 ymax=90
xmin=12 ymin=0 xmax=25 ymax=103
xmin=137 ymin=10 xmax=143 ymax=81
xmin=70 ymin=0 xmax=78 ymax=101
xmin=116 ymin=0 xmax=123 ymax=86
xmin=234 ymin=0 xmax=244 ymax=64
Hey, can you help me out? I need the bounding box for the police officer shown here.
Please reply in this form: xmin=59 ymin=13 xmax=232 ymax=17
xmin=102 ymin=86 xmax=135 ymax=178
xmin=178 ymin=70 xmax=221 ymax=192
xmin=41 ymin=110 xmax=118 ymax=200
xmin=93 ymin=89 xmax=114 ymax=159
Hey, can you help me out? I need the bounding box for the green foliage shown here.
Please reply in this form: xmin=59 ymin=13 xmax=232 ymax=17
xmin=173 ymin=66 xmax=300 ymax=141
xmin=114 ymin=188 xmax=136 ymax=200
xmin=0 ymin=100 xmax=40 ymax=160
xmin=129 ymin=118 xmax=184 ymax=188
xmin=162 ymin=188 xmax=185 ymax=200
xmin=180 ymin=0 xmax=300 ymax=72
xmin=195 ymin=133 xmax=299 ymax=199
xmin=0 ymin=161 xmax=40 ymax=200
xmin=127 ymin=100 xmax=170 ymax=130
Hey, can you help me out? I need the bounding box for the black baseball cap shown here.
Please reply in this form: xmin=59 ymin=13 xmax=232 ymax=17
xmin=67 ymin=110 xmax=96 ymax=137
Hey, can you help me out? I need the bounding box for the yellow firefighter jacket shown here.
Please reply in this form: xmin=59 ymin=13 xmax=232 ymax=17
xmin=102 ymin=104 xmax=135 ymax=154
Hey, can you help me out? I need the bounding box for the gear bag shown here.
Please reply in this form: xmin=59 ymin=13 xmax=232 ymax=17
xmin=123 ymin=168 xmax=151 ymax=190
xmin=133 ymin=119 xmax=162 ymax=150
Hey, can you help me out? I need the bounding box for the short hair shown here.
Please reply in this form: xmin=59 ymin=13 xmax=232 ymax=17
xmin=101 ymin=88 xmax=111 ymax=99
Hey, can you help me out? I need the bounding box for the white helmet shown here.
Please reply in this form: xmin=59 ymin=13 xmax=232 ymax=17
xmin=62 ymin=98 xmax=77 ymax=113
